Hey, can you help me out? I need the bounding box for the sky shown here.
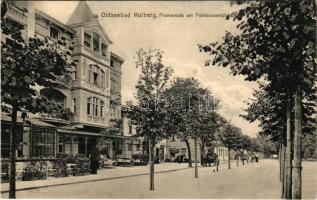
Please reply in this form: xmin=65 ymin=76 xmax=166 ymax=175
xmin=34 ymin=1 xmax=261 ymax=137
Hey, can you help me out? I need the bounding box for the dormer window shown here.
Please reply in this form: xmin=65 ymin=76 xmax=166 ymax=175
xmin=93 ymin=32 xmax=100 ymax=52
xmin=50 ymin=27 xmax=59 ymax=40
xmin=101 ymin=43 xmax=107 ymax=57
xmin=84 ymin=32 xmax=91 ymax=48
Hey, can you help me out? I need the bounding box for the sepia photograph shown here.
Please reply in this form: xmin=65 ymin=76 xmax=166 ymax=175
xmin=0 ymin=0 xmax=316 ymax=199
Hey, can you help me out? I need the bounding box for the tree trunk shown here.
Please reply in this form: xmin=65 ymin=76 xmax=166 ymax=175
xmin=292 ymin=86 xmax=302 ymax=199
xmin=184 ymin=139 xmax=192 ymax=167
xmin=149 ymin=136 xmax=154 ymax=191
xmin=9 ymin=107 xmax=18 ymax=199
xmin=228 ymin=148 xmax=231 ymax=169
xmin=279 ymin=144 xmax=282 ymax=181
xmin=194 ymin=136 xmax=198 ymax=178
xmin=284 ymin=98 xmax=292 ymax=199
xmin=236 ymin=153 xmax=239 ymax=167
xmin=200 ymin=142 xmax=205 ymax=166
xmin=281 ymin=141 xmax=286 ymax=198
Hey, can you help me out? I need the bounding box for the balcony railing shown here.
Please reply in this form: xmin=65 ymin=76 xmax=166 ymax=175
xmin=55 ymin=75 xmax=72 ymax=88
xmin=40 ymin=109 xmax=72 ymax=123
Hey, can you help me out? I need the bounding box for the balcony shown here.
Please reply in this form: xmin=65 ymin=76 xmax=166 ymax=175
xmin=110 ymin=94 xmax=121 ymax=105
xmin=6 ymin=5 xmax=27 ymax=25
xmin=108 ymin=119 xmax=122 ymax=133
xmin=54 ymin=75 xmax=72 ymax=88
xmin=40 ymin=108 xmax=72 ymax=125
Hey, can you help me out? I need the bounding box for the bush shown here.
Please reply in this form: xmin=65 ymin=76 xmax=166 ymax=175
xmin=1 ymin=160 xmax=9 ymax=182
xmin=53 ymin=153 xmax=69 ymax=177
xmin=71 ymin=155 xmax=90 ymax=176
xmin=21 ymin=164 xmax=47 ymax=181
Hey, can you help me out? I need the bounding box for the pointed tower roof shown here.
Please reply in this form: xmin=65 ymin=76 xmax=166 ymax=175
xmin=67 ymin=1 xmax=97 ymax=25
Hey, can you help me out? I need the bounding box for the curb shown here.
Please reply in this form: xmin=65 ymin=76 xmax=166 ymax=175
xmin=1 ymin=166 xmax=192 ymax=193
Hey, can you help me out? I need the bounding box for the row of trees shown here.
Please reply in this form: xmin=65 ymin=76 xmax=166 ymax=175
xmin=127 ymin=48 xmax=266 ymax=191
xmin=201 ymin=0 xmax=316 ymax=199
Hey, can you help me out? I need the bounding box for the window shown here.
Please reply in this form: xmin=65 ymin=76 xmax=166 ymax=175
xmin=88 ymin=65 xmax=92 ymax=83
xmin=100 ymin=100 xmax=104 ymax=117
xmin=84 ymin=32 xmax=91 ymax=48
xmin=93 ymin=72 xmax=99 ymax=85
xmin=87 ymin=97 xmax=91 ymax=115
xmin=93 ymin=32 xmax=100 ymax=52
xmin=93 ymin=97 xmax=99 ymax=117
xmin=58 ymin=136 xmax=64 ymax=153
xmin=87 ymin=97 xmax=104 ymax=118
xmin=106 ymin=69 xmax=109 ymax=88
xmin=101 ymin=43 xmax=107 ymax=56
xmin=129 ymin=124 xmax=132 ymax=134
xmin=128 ymin=143 xmax=132 ymax=151
xmin=30 ymin=126 xmax=56 ymax=157
xmin=73 ymin=98 xmax=77 ymax=114
xmin=50 ymin=27 xmax=59 ymax=40
xmin=101 ymin=70 xmax=105 ymax=87
xmin=72 ymin=65 xmax=77 ymax=80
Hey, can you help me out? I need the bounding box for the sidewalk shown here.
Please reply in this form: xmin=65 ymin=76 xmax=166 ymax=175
xmin=1 ymin=162 xmax=192 ymax=193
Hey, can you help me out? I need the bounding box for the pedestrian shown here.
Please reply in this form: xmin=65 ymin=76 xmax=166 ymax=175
xmin=89 ymin=144 xmax=100 ymax=174
xmin=180 ymin=154 xmax=184 ymax=163
xmin=214 ymin=153 xmax=219 ymax=172
xmin=202 ymin=154 xmax=207 ymax=167
xmin=255 ymin=155 xmax=259 ymax=163
xmin=176 ymin=154 xmax=181 ymax=163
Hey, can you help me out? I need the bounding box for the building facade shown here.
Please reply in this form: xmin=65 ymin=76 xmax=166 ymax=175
xmin=1 ymin=1 xmax=132 ymax=160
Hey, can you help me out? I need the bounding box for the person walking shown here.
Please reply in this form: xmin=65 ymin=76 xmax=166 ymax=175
xmin=89 ymin=144 xmax=100 ymax=174
xmin=213 ymin=153 xmax=219 ymax=172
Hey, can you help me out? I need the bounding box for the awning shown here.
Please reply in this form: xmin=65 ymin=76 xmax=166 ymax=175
xmin=1 ymin=113 xmax=56 ymax=127
xmin=57 ymin=128 xmax=103 ymax=137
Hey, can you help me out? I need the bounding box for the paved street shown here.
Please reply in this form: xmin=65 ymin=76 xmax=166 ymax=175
xmin=1 ymin=159 xmax=316 ymax=199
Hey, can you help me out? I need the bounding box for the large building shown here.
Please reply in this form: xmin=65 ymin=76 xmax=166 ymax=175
xmin=1 ymin=1 xmax=131 ymax=160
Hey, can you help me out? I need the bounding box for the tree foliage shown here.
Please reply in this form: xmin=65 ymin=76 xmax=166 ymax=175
xmin=132 ymin=48 xmax=173 ymax=140
xmin=200 ymin=0 xmax=316 ymax=143
xmin=1 ymin=17 xmax=76 ymax=114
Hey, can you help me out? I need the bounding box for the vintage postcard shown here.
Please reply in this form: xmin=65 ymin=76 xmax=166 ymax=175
xmin=1 ymin=0 xmax=316 ymax=199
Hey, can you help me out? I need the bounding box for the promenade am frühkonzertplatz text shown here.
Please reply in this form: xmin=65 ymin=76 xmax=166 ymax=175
xmin=100 ymin=12 xmax=237 ymax=19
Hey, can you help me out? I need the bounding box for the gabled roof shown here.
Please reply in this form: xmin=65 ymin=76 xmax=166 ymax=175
xmin=67 ymin=1 xmax=112 ymax=44
xmin=35 ymin=9 xmax=75 ymax=34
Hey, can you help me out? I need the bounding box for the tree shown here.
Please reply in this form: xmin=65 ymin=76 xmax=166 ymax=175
xmin=132 ymin=48 xmax=172 ymax=190
xmin=240 ymin=134 xmax=252 ymax=164
xmin=200 ymin=1 xmax=316 ymax=198
xmin=218 ymin=123 xmax=242 ymax=169
xmin=1 ymin=15 xmax=75 ymax=198
xmin=196 ymin=111 xmax=221 ymax=167
xmin=163 ymin=77 xmax=220 ymax=169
